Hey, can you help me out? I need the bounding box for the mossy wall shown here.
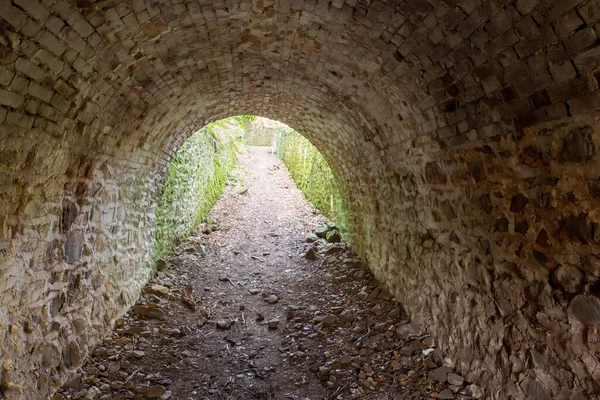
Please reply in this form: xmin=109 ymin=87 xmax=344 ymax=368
xmin=276 ymin=129 xmax=351 ymax=235
xmin=154 ymin=120 xmax=242 ymax=260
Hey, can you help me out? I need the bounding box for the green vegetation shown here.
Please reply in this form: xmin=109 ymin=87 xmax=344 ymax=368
xmin=276 ymin=129 xmax=350 ymax=236
xmin=154 ymin=116 xmax=352 ymax=262
xmin=154 ymin=117 xmax=245 ymax=261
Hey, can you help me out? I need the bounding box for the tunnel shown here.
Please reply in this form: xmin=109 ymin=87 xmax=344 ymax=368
xmin=1 ymin=0 xmax=600 ymax=398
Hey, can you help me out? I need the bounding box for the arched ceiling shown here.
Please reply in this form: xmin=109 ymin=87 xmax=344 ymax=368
xmin=2 ymin=0 xmax=600 ymax=398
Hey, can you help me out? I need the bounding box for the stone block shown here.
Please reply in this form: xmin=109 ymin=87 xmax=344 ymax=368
xmin=485 ymin=7 xmax=519 ymax=38
xmin=6 ymin=110 xmax=34 ymax=128
xmin=554 ymin=10 xmax=584 ymax=38
xmin=13 ymin=0 xmax=50 ymax=22
xmin=567 ymin=91 xmax=600 ymax=114
xmin=578 ymin=0 xmax=600 ymax=25
xmin=15 ymin=58 xmax=45 ymax=81
xmin=39 ymin=31 xmax=68 ymax=57
xmin=28 ymin=81 xmax=54 ymax=103
xmin=0 ymin=0 xmax=27 ymax=28
xmin=66 ymin=11 xmax=95 ymax=38
xmin=564 ymin=27 xmax=597 ymax=55
xmin=515 ymin=0 xmax=540 ymax=15
xmin=0 ymin=88 xmax=25 ymax=108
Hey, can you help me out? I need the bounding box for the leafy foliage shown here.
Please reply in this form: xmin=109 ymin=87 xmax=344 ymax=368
xmin=154 ymin=118 xmax=244 ymax=260
xmin=276 ymin=129 xmax=350 ymax=236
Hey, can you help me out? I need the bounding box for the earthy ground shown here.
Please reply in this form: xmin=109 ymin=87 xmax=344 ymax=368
xmin=56 ymin=147 xmax=482 ymax=400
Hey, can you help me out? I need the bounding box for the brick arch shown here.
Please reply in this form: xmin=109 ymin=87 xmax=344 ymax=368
xmin=2 ymin=0 xmax=600 ymax=398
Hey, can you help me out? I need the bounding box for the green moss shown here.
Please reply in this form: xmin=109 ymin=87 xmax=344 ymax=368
xmin=276 ymin=129 xmax=351 ymax=237
xmin=154 ymin=118 xmax=243 ymax=260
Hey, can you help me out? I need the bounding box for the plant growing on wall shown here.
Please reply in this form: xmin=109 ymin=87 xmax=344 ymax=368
xmin=154 ymin=117 xmax=245 ymax=261
xmin=275 ymin=128 xmax=351 ymax=237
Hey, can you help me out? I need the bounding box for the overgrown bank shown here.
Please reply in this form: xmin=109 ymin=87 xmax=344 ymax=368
xmin=276 ymin=129 xmax=350 ymax=236
xmin=154 ymin=118 xmax=243 ymax=260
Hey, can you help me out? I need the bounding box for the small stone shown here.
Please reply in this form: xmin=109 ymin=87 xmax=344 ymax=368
xmin=216 ymin=319 xmax=233 ymax=330
xmin=422 ymin=348 xmax=435 ymax=356
xmin=552 ymin=265 xmax=584 ymax=293
xmin=160 ymin=391 xmax=172 ymax=400
xmin=314 ymin=226 xmax=329 ymax=238
xmin=268 ymin=319 xmax=280 ymax=329
xmin=248 ymin=288 xmax=260 ymax=295
xmin=132 ymin=350 xmax=145 ymax=358
xmin=321 ymin=315 xmax=338 ymax=326
xmin=306 ymin=232 xmax=319 ymax=243
xmin=134 ymin=385 xmax=149 ymax=394
xmin=339 ymin=309 xmax=356 ymax=322
xmin=147 ymin=385 xmax=167 ymax=398
xmin=570 ymin=295 xmax=600 ymax=327
xmin=181 ymin=285 xmax=196 ymax=311
xmin=265 ymin=294 xmax=278 ymax=304
xmin=132 ymin=305 xmax=164 ymax=319
xmin=156 ymin=260 xmax=167 ymax=271
xmin=256 ymin=313 xmax=265 ymax=322
xmin=62 ymin=375 xmax=82 ymax=389
xmin=428 ymin=366 xmax=453 ymax=382
xmin=447 ymin=372 xmax=464 ymax=386
xmin=144 ymin=284 xmax=170 ymax=297
xmin=438 ymin=389 xmax=455 ymax=399
xmin=464 ymin=384 xmax=482 ymax=399
xmin=325 ymin=229 xmax=341 ymax=243
xmin=305 ymin=246 xmax=318 ymax=260
xmin=395 ymin=322 xmax=421 ymax=339
xmin=339 ymin=354 xmax=352 ymax=365
xmin=318 ymin=365 xmax=331 ymax=375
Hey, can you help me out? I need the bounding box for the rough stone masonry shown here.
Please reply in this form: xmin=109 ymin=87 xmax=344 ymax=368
xmin=1 ymin=0 xmax=600 ymax=398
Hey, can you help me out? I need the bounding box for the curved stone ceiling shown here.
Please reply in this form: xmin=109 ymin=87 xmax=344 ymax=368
xmin=1 ymin=0 xmax=600 ymax=398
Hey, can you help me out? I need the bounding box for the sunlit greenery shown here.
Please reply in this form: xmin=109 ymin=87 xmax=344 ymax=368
xmin=154 ymin=117 xmax=246 ymax=261
xmin=276 ymin=128 xmax=350 ymax=237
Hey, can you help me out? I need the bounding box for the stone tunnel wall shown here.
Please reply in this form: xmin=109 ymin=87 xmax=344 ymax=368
xmin=2 ymin=0 xmax=600 ymax=398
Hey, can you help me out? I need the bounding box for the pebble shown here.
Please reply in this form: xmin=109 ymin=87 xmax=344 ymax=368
xmin=447 ymin=372 xmax=464 ymax=386
xmin=147 ymin=385 xmax=166 ymax=398
xmin=305 ymin=246 xmax=318 ymax=260
xmin=216 ymin=319 xmax=233 ymax=330
xmin=265 ymin=294 xmax=279 ymax=304
xmin=248 ymin=288 xmax=260 ymax=295
xmin=143 ymin=284 xmax=170 ymax=297
xmin=464 ymin=384 xmax=482 ymax=399
xmin=132 ymin=350 xmax=145 ymax=358
xmin=340 ymin=355 xmax=352 ymax=365
xmin=339 ymin=309 xmax=356 ymax=322
xmin=438 ymin=389 xmax=455 ymax=399
xmin=395 ymin=322 xmax=421 ymax=339
xmin=428 ymin=366 xmax=453 ymax=382
xmin=268 ymin=319 xmax=280 ymax=329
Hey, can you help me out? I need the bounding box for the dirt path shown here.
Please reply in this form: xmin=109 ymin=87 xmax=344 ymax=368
xmin=57 ymin=147 xmax=481 ymax=400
